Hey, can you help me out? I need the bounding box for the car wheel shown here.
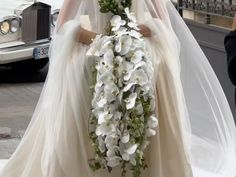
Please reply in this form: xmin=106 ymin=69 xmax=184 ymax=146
xmin=10 ymin=58 xmax=49 ymax=72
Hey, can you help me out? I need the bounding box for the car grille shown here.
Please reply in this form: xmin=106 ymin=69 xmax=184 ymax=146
xmin=22 ymin=2 xmax=51 ymax=43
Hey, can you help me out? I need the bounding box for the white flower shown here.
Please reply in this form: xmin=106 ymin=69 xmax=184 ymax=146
xmin=104 ymin=82 xmax=119 ymax=101
xmin=87 ymin=35 xmax=113 ymax=56
xmin=123 ymin=61 xmax=146 ymax=81
xmin=129 ymin=30 xmax=142 ymax=40
xmin=122 ymin=152 xmax=130 ymax=161
xmin=114 ymin=56 xmax=123 ymax=65
xmin=130 ymin=38 xmax=145 ymax=50
xmin=107 ymin=149 xmax=116 ymax=157
xmin=98 ymin=136 xmax=106 ymax=153
xmin=146 ymin=128 xmax=156 ymax=137
xmin=130 ymin=69 xmax=148 ymax=86
xmin=95 ymin=123 xmax=116 ymax=136
xmin=100 ymin=41 xmax=114 ymax=56
xmin=124 ymin=7 xmax=137 ymax=23
xmin=115 ymin=27 xmax=128 ymax=37
xmin=105 ymin=136 xmax=118 ymax=148
xmin=131 ymin=50 xmax=144 ymax=64
xmin=114 ymin=112 xmax=122 ymax=120
xmin=115 ymin=35 xmax=132 ymax=55
xmin=121 ymin=131 xmax=130 ymax=143
xmin=148 ymin=115 xmax=158 ymax=128
xmin=126 ymin=92 xmax=137 ymax=110
xmin=86 ymin=34 xmax=103 ymax=56
xmin=97 ymin=97 xmax=107 ymax=108
xmin=98 ymin=112 xmax=112 ymax=124
xmin=98 ymin=71 xmax=114 ymax=85
xmin=118 ymin=61 xmax=134 ymax=77
xmin=123 ymin=82 xmax=136 ymax=92
xmin=106 ymin=156 xmax=122 ymax=167
xmin=110 ymin=15 xmax=126 ymax=31
xmin=103 ymin=49 xmax=114 ymax=70
xmin=128 ymin=22 xmax=139 ymax=30
xmin=135 ymin=103 xmax=143 ymax=115
xmin=125 ymin=144 xmax=138 ymax=154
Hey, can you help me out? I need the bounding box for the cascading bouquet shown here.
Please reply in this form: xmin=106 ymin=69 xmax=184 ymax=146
xmin=87 ymin=1 xmax=158 ymax=177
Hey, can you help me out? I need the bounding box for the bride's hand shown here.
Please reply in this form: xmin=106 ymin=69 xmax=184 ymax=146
xmin=138 ymin=25 xmax=152 ymax=37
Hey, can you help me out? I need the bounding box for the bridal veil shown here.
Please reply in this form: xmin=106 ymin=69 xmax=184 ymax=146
xmin=51 ymin=0 xmax=236 ymax=176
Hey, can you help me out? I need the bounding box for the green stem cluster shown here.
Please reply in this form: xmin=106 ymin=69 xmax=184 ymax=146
xmin=98 ymin=0 xmax=132 ymax=16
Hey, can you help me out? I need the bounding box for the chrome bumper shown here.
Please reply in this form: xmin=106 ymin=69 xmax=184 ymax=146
xmin=0 ymin=40 xmax=50 ymax=64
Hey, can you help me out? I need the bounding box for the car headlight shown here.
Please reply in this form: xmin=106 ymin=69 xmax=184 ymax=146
xmin=0 ymin=16 xmax=21 ymax=35
xmin=10 ymin=18 xmax=21 ymax=33
xmin=0 ymin=21 xmax=10 ymax=35
xmin=51 ymin=10 xmax=60 ymax=27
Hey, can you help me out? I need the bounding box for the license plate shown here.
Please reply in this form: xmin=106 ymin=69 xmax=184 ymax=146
xmin=33 ymin=46 xmax=49 ymax=59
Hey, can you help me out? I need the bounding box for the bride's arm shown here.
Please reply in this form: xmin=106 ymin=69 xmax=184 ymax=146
xmin=77 ymin=27 xmax=98 ymax=45
xmin=77 ymin=25 xmax=152 ymax=45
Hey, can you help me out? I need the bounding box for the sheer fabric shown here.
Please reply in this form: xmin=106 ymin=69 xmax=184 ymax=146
xmin=0 ymin=0 xmax=236 ymax=177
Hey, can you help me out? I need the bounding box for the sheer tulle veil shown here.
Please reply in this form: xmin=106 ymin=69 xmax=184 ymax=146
xmin=46 ymin=0 xmax=236 ymax=176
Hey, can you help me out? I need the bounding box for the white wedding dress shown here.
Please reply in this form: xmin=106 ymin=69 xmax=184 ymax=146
xmin=1 ymin=0 xmax=236 ymax=177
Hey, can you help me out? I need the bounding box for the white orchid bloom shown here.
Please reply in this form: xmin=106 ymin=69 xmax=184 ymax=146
xmin=95 ymin=123 xmax=116 ymax=136
xmin=87 ymin=35 xmax=113 ymax=56
xmin=98 ymin=136 xmax=106 ymax=153
xmin=123 ymin=82 xmax=135 ymax=92
xmin=104 ymin=82 xmax=119 ymax=101
xmin=148 ymin=115 xmax=158 ymax=128
xmin=114 ymin=112 xmax=122 ymax=120
xmin=100 ymin=39 xmax=114 ymax=55
xmin=98 ymin=112 xmax=112 ymax=124
xmin=115 ymin=27 xmax=129 ymax=37
xmin=106 ymin=156 xmax=122 ymax=167
xmin=115 ymin=35 xmax=132 ymax=55
xmin=130 ymin=156 xmax=137 ymax=166
xmin=128 ymin=22 xmax=139 ymax=30
xmin=110 ymin=15 xmax=126 ymax=31
xmin=97 ymin=97 xmax=107 ymax=108
xmin=86 ymin=34 xmax=103 ymax=56
xmin=103 ymin=49 xmax=114 ymax=70
xmin=118 ymin=61 xmax=134 ymax=78
xmin=130 ymin=38 xmax=145 ymax=50
xmin=124 ymin=61 xmax=147 ymax=81
xmin=105 ymin=136 xmax=118 ymax=148
xmin=129 ymin=30 xmax=143 ymax=40
xmin=122 ymin=152 xmax=130 ymax=161
xmin=131 ymin=50 xmax=144 ymax=64
xmin=115 ymin=56 xmax=123 ymax=66
xmin=126 ymin=93 xmax=137 ymax=110
xmin=124 ymin=7 xmax=137 ymax=23
xmin=146 ymin=128 xmax=156 ymax=137
xmin=121 ymin=130 xmax=130 ymax=143
xmin=125 ymin=144 xmax=138 ymax=155
xmin=98 ymin=71 xmax=114 ymax=85
xmin=135 ymin=103 xmax=144 ymax=115
xmin=130 ymin=69 xmax=148 ymax=86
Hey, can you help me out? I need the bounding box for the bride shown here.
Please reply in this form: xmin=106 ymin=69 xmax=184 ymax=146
xmin=0 ymin=0 xmax=236 ymax=177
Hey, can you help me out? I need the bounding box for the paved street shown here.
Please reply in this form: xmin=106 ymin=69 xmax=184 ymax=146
xmin=0 ymin=66 xmax=47 ymax=159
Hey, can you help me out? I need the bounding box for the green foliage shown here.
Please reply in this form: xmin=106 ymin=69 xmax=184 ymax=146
xmin=98 ymin=0 xmax=132 ymax=16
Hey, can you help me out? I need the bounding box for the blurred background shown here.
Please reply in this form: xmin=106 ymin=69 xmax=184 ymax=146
xmin=0 ymin=0 xmax=235 ymax=159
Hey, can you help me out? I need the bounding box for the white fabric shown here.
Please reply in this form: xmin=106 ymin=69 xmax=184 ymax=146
xmin=0 ymin=0 xmax=236 ymax=177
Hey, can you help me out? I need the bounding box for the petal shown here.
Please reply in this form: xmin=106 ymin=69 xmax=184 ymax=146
xmin=146 ymin=128 xmax=156 ymax=137
xmin=121 ymin=132 xmax=130 ymax=143
xmin=125 ymin=144 xmax=138 ymax=154
xmin=126 ymin=93 xmax=137 ymax=110
xmin=122 ymin=153 xmax=130 ymax=161
xmin=123 ymin=82 xmax=135 ymax=92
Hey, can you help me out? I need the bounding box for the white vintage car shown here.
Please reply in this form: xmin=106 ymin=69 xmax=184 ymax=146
xmin=0 ymin=0 xmax=63 ymax=71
